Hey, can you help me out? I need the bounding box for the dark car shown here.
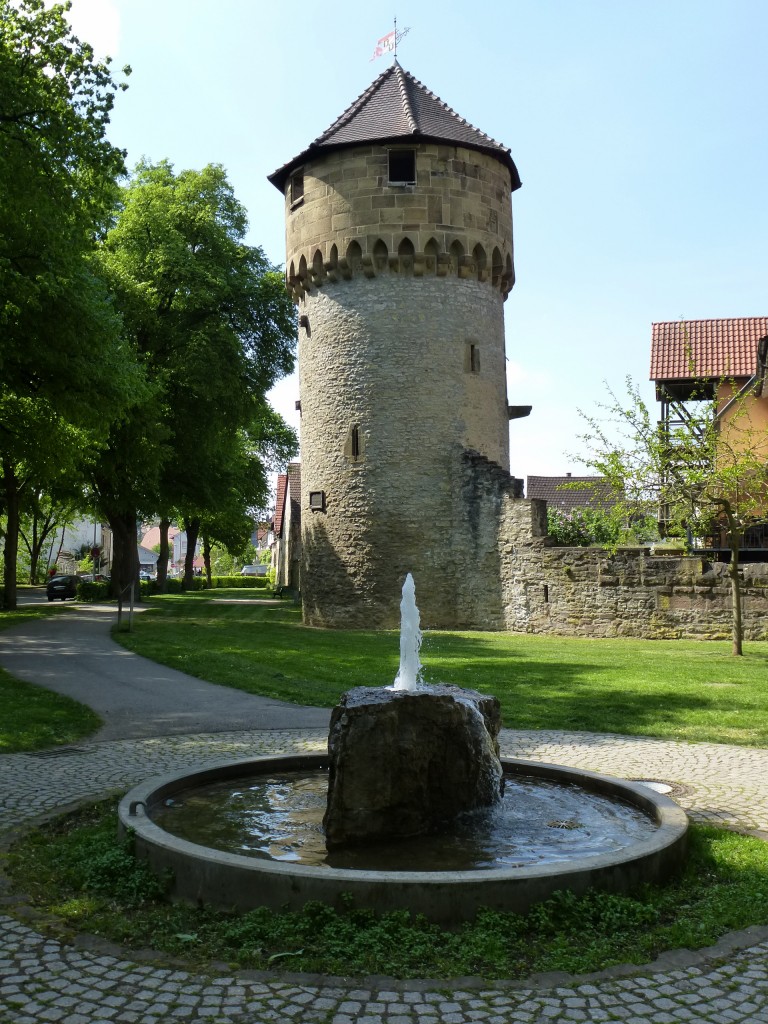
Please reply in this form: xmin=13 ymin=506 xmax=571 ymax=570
xmin=46 ymin=575 xmax=79 ymax=601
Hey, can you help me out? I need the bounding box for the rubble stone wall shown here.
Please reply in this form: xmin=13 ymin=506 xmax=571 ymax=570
xmin=499 ymin=543 xmax=768 ymax=641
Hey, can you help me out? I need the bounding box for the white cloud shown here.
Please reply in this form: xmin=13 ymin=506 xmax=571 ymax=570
xmin=65 ymin=0 xmax=121 ymax=58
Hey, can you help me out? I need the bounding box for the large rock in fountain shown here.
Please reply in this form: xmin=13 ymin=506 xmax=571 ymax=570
xmin=323 ymin=685 xmax=504 ymax=847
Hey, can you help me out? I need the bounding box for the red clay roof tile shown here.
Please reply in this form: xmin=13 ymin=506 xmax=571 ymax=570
xmin=273 ymin=473 xmax=288 ymax=537
xmin=650 ymin=318 xmax=768 ymax=382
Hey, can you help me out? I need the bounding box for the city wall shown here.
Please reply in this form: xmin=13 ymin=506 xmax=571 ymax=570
xmin=496 ymin=503 xmax=768 ymax=641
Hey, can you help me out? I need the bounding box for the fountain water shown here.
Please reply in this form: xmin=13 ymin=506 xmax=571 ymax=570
xmin=392 ymin=572 xmax=422 ymax=691
xmin=119 ymin=575 xmax=688 ymax=924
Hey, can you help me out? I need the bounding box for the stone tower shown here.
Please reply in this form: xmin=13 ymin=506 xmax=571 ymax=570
xmin=269 ymin=63 xmax=529 ymax=629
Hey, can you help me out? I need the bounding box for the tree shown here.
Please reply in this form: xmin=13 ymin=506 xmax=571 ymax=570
xmin=545 ymin=506 xmax=622 ymax=547
xmin=577 ymin=377 xmax=768 ymax=656
xmin=94 ymin=160 xmax=297 ymax=595
xmin=0 ymin=0 xmax=138 ymax=608
xmin=18 ymin=482 xmax=83 ymax=583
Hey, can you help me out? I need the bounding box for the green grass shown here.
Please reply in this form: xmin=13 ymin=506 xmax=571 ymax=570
xmin=0 ymin=607 xmax=102 ymax=752
xmin=6 ymin=798 xmax=768 ymax=980
xmin=114 ymin=592 xmax=768 ymax=746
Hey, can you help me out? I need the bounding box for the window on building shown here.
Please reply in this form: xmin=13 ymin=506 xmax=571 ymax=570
xmin=290 ymin=170 xmax=304 ymax=206
xmin=309 ymin=491 xmax=325 ymax=511
xmin=388 ymin=149 xmax=416 ymax=185
xmin=345 ymin=423 xmax=364 ymax=463
xmin=465 ymin=343 xmax=481 ymax=373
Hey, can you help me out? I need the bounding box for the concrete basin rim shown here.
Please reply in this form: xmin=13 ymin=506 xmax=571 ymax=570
xmin=118 ymin=753 xmax=689 ymax=884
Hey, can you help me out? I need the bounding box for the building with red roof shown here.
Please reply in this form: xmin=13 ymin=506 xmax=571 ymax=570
xmin=650 ymin=317 xmax=768 ymax=550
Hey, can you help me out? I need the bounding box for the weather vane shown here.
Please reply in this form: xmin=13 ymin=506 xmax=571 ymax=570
xmin=370 ymin=17 xmax=411 ymax=62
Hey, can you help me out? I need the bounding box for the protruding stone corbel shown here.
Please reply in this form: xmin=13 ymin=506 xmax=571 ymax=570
xmin=436 ymin=254 xmax=451 ymax=277
xmin=361 ymin=255 xmax=376 ymax=278
xmin=413 ymin=255 xmax=426 ymax=277
xmin=458 ymin=256 xmax=476 ymax=279
xmin=338 ymin=257 xmax=353 ymax=280
xmin=324 ymin=261 xmax=339 ymax=282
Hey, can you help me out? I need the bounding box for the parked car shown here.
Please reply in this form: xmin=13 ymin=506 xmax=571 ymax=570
xmin=46 ymin=575 xmax=79 ymax=601
xmin=139 ymin=571 xmax=153 ymax=582
xmin=241 ymin=565 xmax=268 ymax=576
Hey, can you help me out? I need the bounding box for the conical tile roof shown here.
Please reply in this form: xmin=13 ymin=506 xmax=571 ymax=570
xmin=269 ymin=62 xmax=521 ymax=192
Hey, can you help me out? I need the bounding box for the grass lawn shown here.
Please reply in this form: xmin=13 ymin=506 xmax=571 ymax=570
xmin=115 ymin=592 xmax=768 ymax=747
xmin=0 ymin=607 xmax=102 ymax=752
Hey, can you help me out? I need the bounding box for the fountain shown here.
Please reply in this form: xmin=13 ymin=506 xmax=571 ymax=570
xmin=119 ymin=575 xmax=688 ymax=924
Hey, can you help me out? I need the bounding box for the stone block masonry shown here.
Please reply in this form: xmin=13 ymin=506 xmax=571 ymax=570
xmin=499 ymin=544 xmax=768 ymax=641
xmin=287 ymin=141 xmax=518 ymax=629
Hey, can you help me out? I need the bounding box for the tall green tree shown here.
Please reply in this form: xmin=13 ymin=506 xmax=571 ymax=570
xmin=95 ymin=160 xmax=297 ymax=594
xmin=0 ymin=0 xmax=139 ymax=608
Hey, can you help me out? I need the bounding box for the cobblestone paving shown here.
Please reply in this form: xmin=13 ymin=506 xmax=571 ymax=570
xmin=2 ymin=728 xmax=768 ymax=1023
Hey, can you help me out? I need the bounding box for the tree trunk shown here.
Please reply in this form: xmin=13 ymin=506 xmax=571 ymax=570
xmin=1 ymin=458 xmax=20 ymax=610
xmin=156 ymin=517 xmax=170 ymax=592
xmin=182 ymin=516 xmax=201 ymax=590
xmin=727 ymin=515 xmax=743 ymax=656
xmin=108 ymin=510 xmax=140 ymax=603
xmin=22 ymin=507 xmax=57 ymax=584
xmin=203 ymin=532 xmax=212 ymax=588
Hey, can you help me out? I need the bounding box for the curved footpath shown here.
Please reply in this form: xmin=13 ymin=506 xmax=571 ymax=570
xmin=1 ymin=603 xmax=768 ymax=1023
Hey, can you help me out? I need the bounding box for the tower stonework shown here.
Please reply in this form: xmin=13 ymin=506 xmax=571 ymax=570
xmin=269 ymin=64 xmax=536 ymax=628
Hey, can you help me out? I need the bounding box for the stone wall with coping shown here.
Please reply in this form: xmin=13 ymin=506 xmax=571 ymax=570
xmin=498 ymin=543 xmax=768 ymax=640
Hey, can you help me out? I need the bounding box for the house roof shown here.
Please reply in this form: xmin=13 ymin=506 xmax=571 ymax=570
xmin=287 ymin=462 xmax=302 ymax=525
xmin=140 ymin=525 xmax=180 ymax=550
xmin=268 ymin=62 xmax=521 ymax=192
xmin=273 ymin=473 xmax=288 ymax=538
xmin=650 ymin=318 xmax=768 ymax=383
xmin=526 ymin=475 xmax=615 ymax=512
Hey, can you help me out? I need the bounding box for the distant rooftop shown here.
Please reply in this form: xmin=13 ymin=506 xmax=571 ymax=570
xmin=268 ymin=62 xmax=521 ymax=192
xmin=527 ymin=475 xmax=615 ymax=512
xmin=650 ymin=318 xmax=768 ymax=383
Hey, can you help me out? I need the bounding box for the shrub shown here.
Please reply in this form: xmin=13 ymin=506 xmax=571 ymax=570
xmin=547 ymin=507 xmax=621 ymax=547
xmin=212 ymin=575 xmax=269 ymax=589
xmin=76 ymin=580 xmax=109 ymax=602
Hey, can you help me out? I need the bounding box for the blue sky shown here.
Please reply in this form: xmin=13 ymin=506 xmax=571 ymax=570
xmin=66 ymin=0 xmax=768 ymax=484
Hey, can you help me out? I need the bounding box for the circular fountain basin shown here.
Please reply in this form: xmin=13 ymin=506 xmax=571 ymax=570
xmin=118 ymin=754 xmax=688 ymax=925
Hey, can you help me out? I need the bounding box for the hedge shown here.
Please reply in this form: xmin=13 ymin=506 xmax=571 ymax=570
xmin=75 ymin=576 xmax=272 ymax=601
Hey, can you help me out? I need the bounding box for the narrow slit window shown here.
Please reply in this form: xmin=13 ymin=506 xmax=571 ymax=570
xmin=346 ymin=423 xmax=364 ymax=463
xmin=543 ymin=584 xmax=549 ymax=603
xmin=290 ymin=170 xmax=304 ymax=206
xmin=388 ymin=149 xmax=416 ymax=184
xmin=466 ymin=343 xmax=481 ymax=373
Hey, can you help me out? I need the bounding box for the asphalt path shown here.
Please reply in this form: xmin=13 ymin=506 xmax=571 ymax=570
xmin=0 ymin=596 xmax=331 ymax=741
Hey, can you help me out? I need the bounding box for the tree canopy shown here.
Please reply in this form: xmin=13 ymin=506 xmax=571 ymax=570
xmin=93 ymin=160 xmax=298 ymax=593
xmin=0 ymin=0 xmax=141 ymax=608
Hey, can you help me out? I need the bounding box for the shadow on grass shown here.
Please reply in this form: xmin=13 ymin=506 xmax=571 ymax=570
xmin=124 ymin=596 xmax=766 ymax=744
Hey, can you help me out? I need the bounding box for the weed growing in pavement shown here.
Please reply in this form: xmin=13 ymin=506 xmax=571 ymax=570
xmin=5 ymin=799 xmax=768 ymax=980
